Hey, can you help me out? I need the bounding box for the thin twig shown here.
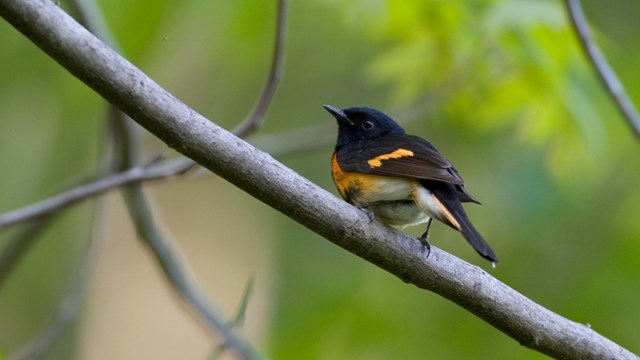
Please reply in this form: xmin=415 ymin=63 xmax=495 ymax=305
xmin=2 ymin=0 xmax=285 ymax=358
xmin=81 ymin=0 xmax=263 ymax=356
xmin=565 ymin=0 xmax=640 ymax=139
xmin=123 ymin=187 xmax=263 ymax=360
xmin=231 ymin=0 xmax=287 ymax=138
xmin=1 ymin=4 xmax=123 ymax=349
xmin=0 ymin=0 xmax=289 ymax=230
xmin=229 ymin=276 xmax=254 ymax=328
xmin=0 ymin=124 xmax=331 ymax=231
xmin=208 ymin=276 xmax=255 ymax=360
xmin=0 ymin=80 xmax=449 ymax=231
xmin=110 ymin=92 xmax=262 ymax=358
xmin=3 ymin=16 xmax=124 ymax=352
xmin=8 ymin=206 xmax=105 ymax=360
xmin=0 ymin=121 xmax=331 ymax=231
xmin=0 ymin=157 xmax=193 ymax=230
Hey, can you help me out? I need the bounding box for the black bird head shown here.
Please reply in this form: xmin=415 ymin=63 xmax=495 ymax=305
xmin=323 ymin=105 xmax=405 ymax=148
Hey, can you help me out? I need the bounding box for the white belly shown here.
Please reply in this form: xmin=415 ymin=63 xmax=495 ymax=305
xmin=347 ymin=176 xmax=432 ymax=228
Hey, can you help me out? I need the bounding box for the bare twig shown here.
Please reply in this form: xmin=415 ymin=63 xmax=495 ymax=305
xmin=79 ymin=1 xmax=264 ymax=357
xmin=8 ymin=210 xmax=105 ymax=360
xmin=230 ymin=276 xmax=254 ymax=328
xmin=0 ymin=120 xmax=336 ymax=230
xmin=123 ymin=188 xmax=262 ymax=360
xmin=0 ymin=84 xmax=449 ymax=232
xmin=3 ymin=24 xmax=123 ymax=357
xmin=0 ymin=220 xmax=53 ymax=290
xmin=232 ymin=0 xmax=287 ymax=138
xmin=0 ymin=124 xmax=331 ymax=231
xmin=0 ymin=157 xmax=193 ymax=230
xmin=1 ymin=6 xmax=122 ymax=348
xmin=110 ymin=74 xmax=262 ymax=358
xmin=0 ymin=124 xmax=338 ymax=231
xmin=5 ymin=94 xmax=449 ymax=228
xmin=208 ymin=276 xmax=255 ymax=360
xmin=1 ymin=1 xmax=637 ymax=358
xmin=565 ymin=0 xmax=640 ymax=139
xmin=2 ymin=0 xmax=282 ymax=357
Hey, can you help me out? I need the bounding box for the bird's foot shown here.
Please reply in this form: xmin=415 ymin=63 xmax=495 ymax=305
xmin=356 ymin=203 xmax=376 ymax=223
xmin=418 ymin=232 xmax=431 ymax=258
xmin=418 ymin=218 xmax=433 ymax=258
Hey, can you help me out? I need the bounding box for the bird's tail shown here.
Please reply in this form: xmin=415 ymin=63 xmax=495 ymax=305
xmin=454 ymin=207 xmax=498 ymax=264
xmin=421 ymin=181 xmax=498 ymax=264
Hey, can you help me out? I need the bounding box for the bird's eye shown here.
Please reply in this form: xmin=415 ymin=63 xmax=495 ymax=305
xmin=362 ymin=120 xmax=375 ymax=130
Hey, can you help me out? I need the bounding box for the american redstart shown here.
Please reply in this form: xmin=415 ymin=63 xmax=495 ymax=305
xmin=324 ymin=105 xmax=498 ymax=264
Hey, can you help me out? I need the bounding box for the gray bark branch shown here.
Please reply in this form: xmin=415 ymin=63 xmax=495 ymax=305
xmin=0 ymin=1 xmax=636 ymax=359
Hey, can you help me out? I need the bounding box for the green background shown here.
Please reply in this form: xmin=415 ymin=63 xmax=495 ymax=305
xmin=0 ymin=0 xmax=639 ymax=359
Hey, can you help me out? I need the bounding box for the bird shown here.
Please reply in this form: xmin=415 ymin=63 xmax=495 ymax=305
xmin=324 ymin=104 xmax=498 ymax=264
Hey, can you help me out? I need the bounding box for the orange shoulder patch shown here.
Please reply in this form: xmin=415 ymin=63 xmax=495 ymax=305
xmin=331 ymin=153 xmax=348 ymax=199
xmin=367 ymin=148 xmax=414 ymax=168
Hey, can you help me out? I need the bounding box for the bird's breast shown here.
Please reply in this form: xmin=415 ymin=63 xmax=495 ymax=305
xmin=332 ymin=153 xmax=416 ymax=204
xmin=331 ymin=152 xmax=431 ymax=227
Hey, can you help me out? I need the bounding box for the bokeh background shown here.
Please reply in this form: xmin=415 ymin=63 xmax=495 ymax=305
xmin=1 ymin=0 xmax=639 ymax=359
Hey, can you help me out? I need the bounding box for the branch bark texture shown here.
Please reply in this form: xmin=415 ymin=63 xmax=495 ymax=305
xmin=0 ymin=1 xmax=636 ymax=359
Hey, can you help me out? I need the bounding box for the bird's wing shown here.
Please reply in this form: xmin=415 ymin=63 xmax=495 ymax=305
xmin=337 ymin=134 xmax=465 ymax=185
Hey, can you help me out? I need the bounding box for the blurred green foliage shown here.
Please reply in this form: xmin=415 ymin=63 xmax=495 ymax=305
xmin=0 ymin=0 xmax=639 ymax=359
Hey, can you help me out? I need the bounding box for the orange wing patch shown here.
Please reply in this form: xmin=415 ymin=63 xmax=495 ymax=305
xmin=333 ymin=152 xmax=394 ymax=204
xmin=367 ymin=148 xmax=414 ymax=168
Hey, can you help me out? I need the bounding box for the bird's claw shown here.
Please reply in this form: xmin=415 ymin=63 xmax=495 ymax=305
xmin=418 ymin=218 xmax=433 ymax=258
xmin=418 ymin=232 xmax=431 ymax=258
xmin=356 ymin=203 xmax=375 ymax=223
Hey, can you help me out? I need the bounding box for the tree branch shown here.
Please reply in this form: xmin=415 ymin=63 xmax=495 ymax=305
xmin=66 ymin=0 xmax=120 ymax=53
xmin=111 ymin=77 xmax=262 ymax=359
xmin=74 ymin=1 xmax=266 ymax=357
xmin=1 ymin=0 xmax=269 ymax=357
xmin=8 ymin=213 xmax=104 ymax=360
xmin=0 ymin=1 xmax=636 ymax=359
xmin=0 ymin=121 xmax=333 ymax=230
xmin=232 ymin=0 xmax=287 ymax=138
xmin=565 ymin=0 xmax=640 ymax=139
xmin=0 ymin=86 xmax=449 ymax=231
xmin=123 ymin=186 xmax=262 ymax=360
xmin=0 ymin=157 xmax=192 ymax=230
xmin=0 ymin=220 xmax=53 ymax=290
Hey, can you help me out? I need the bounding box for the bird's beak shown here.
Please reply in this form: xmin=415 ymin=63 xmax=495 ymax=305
xmin=323 ymin=104 xmax=354 ymax=126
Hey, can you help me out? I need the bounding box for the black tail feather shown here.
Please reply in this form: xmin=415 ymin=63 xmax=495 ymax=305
xmin=455 ymin=210 xmax=498 ymax=263
xmin=423 ymin=181 xmax=498 ymax=263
